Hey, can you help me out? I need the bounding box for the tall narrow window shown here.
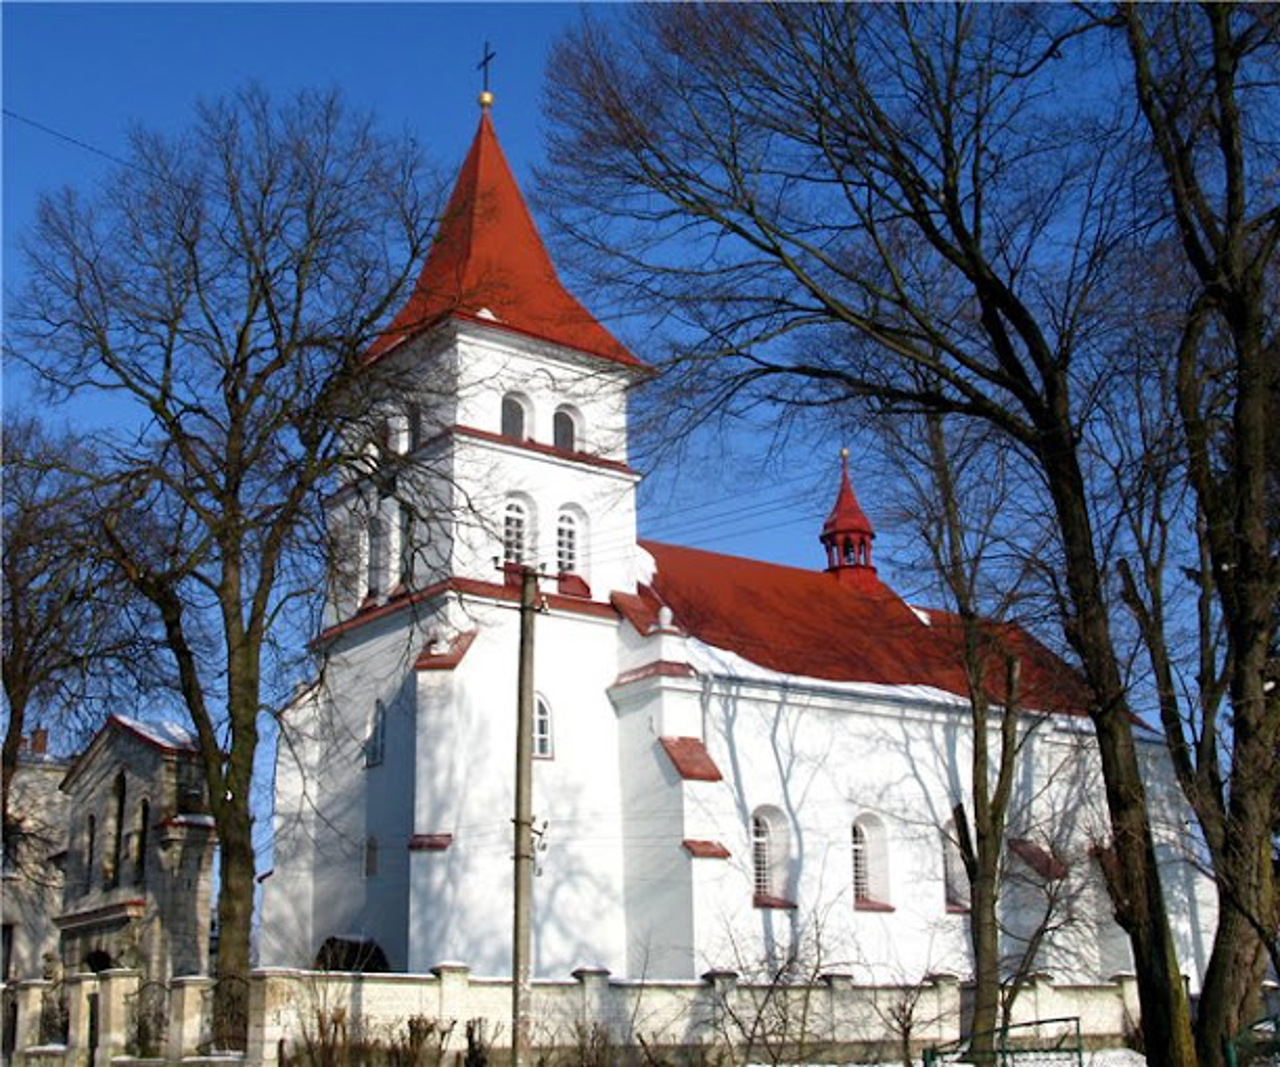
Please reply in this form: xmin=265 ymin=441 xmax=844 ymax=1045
xmin=84 ymin=815 xmax=96 ymax=895
xmin=503 ymin=500 xmax=528 ymax=565
xmin=553 ymin=409 xmax=576 ymax=452
xmin=752 ymin=816 xmax=772 ymax=898
xmin=135 ymin=800 xmax=150 ymax=886
xmin=942 ymin=823 xmax=970 ymax=911
xmin=107 ymin=772 xmax=126 ymax=888
xmin=406 ymin=402 xmax=424 ymax=451
xmin=556 ymin=512 xmax=578 ymax=574
xmin=363 ymin=836 xmax=379 ymax=878
xmin=501 ymin=395 xmax=526 ymax=439
xmin=852 ymin=815 xmax=890 ymax=908
xmin=365 ymin=701 xmax=386 ymax=768
xmin=398 ymin=502 xmax=414 ymax=588
xmin=851 ymin=824 xmax=870 ymax=904
xmin=751 ymin=806 xmax=790 ymax=905
xmin=534 ymin=697 xmax=554 ymax=758
xmin=366 ymin=513 xmax=386 ymax=599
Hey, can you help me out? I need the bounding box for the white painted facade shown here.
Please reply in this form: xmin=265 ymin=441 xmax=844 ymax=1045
xmin=261 ymin=112 xmax=1215 ymax=995
xmin=262 ymin=310 xmax=1214 ymax=991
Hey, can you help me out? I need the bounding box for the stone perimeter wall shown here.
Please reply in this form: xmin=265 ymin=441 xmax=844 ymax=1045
xmin=1 ymin=967 xmax=1163 ymax=1067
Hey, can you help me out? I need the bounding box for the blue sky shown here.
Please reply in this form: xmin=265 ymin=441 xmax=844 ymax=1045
xmin=2 ymin=2 xmax=894 ymax=578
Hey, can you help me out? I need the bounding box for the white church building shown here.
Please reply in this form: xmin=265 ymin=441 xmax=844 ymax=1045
xmin=261 ymin=99 xmax=1214 ymax=993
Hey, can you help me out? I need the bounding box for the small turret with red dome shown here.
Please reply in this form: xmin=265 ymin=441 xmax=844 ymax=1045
xmin=820 ymin=449 xmax=876 ymax=585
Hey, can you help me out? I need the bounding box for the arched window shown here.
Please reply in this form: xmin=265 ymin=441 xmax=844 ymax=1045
xmin=751 ymin=806 xmax=790 ymax=906
xmin=135 ymin=799 xmax=150 ymax=886
xmin=363 ymin=836 xmax=379 ymax=879
xmin=752 ymin=815 xmax=772 ymax=898
xmin=852 ymin=815 xmax=891 ymax=909
xmin=501 ymin=394 xmax=527 ymax=439
xmin=365 ymin=700 xmax=386 ymax=768
xmin=503 ymin=500 xmax=529 ymax=565
xmin=534 ymin=697 xmax=553 ymax=759
xmin=556 ymin=512 xmax=578 ymax=575
xmin=553 ymin=408 xmax=577 ymax=452
xmin=942 ymin=822 xmax=970 ymax=911
xmin=851 ymin=823 xmax=869 ymax=903
xmin=107 ymin=772 xmax=126 ymax=888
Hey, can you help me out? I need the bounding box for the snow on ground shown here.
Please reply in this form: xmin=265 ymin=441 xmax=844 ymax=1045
xmin=751 ymin=1050 xmax=1147 ymax=1067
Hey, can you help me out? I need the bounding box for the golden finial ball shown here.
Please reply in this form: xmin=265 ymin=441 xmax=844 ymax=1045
xmin=841 ymin=447 xmax=850 ymax=459
xmin=479 ymin=90 xmax=495 ymax=109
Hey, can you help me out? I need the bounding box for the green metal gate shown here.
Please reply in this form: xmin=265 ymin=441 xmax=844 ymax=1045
xmin=923 ymin=1016 xmax=1084 ymax=1066
xmin=1225 ymin=1015 xmax=1280 ymax=1067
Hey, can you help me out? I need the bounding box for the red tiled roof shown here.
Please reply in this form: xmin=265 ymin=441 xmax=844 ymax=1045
xmin=659 ymin=737 xmax=723 ymax=781
xmin=369 ymin=109 xmax=643 ymax=369
xmin=640 ymin=541 xmax=1090 ymax=715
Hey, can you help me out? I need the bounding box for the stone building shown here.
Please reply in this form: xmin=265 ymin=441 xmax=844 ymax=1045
xmin=54 ymin=715 xmax=216 ymax=980
xmin=262 ymin=95 xmax=1215 ymax=992
xmin=2 ymin=730 xmax=72 ymax=984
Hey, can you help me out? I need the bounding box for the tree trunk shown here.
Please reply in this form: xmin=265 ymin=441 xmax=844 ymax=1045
xmin=1040 ymin=426 xmax=1197 ymax=1066
xmin=213 ymin=801 xmax=254 ymax=1050
xmin=968 ymin=872 xmax=1001 ymax=1064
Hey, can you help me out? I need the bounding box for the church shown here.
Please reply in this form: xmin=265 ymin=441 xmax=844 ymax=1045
xmin=260 ymin=95 xmax=1214 ymax=992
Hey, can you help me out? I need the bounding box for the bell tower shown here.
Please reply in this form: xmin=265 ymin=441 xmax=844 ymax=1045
xmin=820 ymin=449 xmax=876 ymax=587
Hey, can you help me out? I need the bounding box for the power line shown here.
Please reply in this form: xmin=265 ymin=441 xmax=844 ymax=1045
xmin=3 ymin=107 xmax=134 ymax=171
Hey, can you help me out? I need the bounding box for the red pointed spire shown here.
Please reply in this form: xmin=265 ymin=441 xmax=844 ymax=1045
xmin=820 ymin=449 xmax=875 ymax=578
xmin=369 ymin=103 xmax=642 ymax=367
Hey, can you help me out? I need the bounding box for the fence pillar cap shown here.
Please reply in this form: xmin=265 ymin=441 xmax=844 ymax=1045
xmin=431 ymin=961 xmax=470 ymax=976
xmin=925 ymin=971 xmax=962 ymax=985
xmin=701 ymin=969 xmax=738 ymax=984
xmin=571 ymin=966 xmax=611 ymax=981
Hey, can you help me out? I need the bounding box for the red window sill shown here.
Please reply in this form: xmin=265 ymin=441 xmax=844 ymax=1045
xmin=854 ymin=899 xmax=895 ymax=913
xmin=753 ymin=893 xmax=797 ymax=910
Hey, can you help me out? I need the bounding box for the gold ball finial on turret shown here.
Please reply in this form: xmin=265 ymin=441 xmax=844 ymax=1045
xmin=841 ymin=447 xmax=850 ymax=460
xmin=479 ymin=89 xmax=495 ymax=109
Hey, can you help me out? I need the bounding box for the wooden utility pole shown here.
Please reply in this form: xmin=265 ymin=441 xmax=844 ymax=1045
xmin=512 ymin=565 xmax=538 ymax=1067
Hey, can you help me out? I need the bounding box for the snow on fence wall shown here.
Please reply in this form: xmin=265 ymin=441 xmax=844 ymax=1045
xmin=2 ymin=966 xmax=1162 ymax=1067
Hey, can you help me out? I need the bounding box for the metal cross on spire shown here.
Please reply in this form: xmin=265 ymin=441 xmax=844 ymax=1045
xmin=477 ymin=40 xmax=497 ymax=107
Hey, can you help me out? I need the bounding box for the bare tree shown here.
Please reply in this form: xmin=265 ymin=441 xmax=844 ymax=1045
xmin=540 ymin=6 xmax=1277 ymax=1062
xmin=8 ymin=86 xmax=442 ymax=1034
xmin=1 ymin=416 xmax=147 ymax=860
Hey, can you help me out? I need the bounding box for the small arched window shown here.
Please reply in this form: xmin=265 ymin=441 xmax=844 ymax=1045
xmin=534 ymin=697 xmax=554 ymax=759
xmin=852 ymin=815 xmax=891 ymax=909
xmin=556 ymin=512 xmax=578 ymax=575
xmin=751 ymin=806 xmax=790 ymax=906
xmin=553 ymin=408 xmax=577 ymax=452
xmin=365 ymin=701 xmax=386 ymax=768
xmin=135 ymin=799 xmax=150 ymax=886
xmin=501 ymin=395 xmax=527 ymax=440
xmin=503 ymin=500 xmax=529 ymax=565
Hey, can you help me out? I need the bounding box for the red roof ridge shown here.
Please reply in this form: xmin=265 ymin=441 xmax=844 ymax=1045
xmin=369 ymin=110 xmax=644 ymax=369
